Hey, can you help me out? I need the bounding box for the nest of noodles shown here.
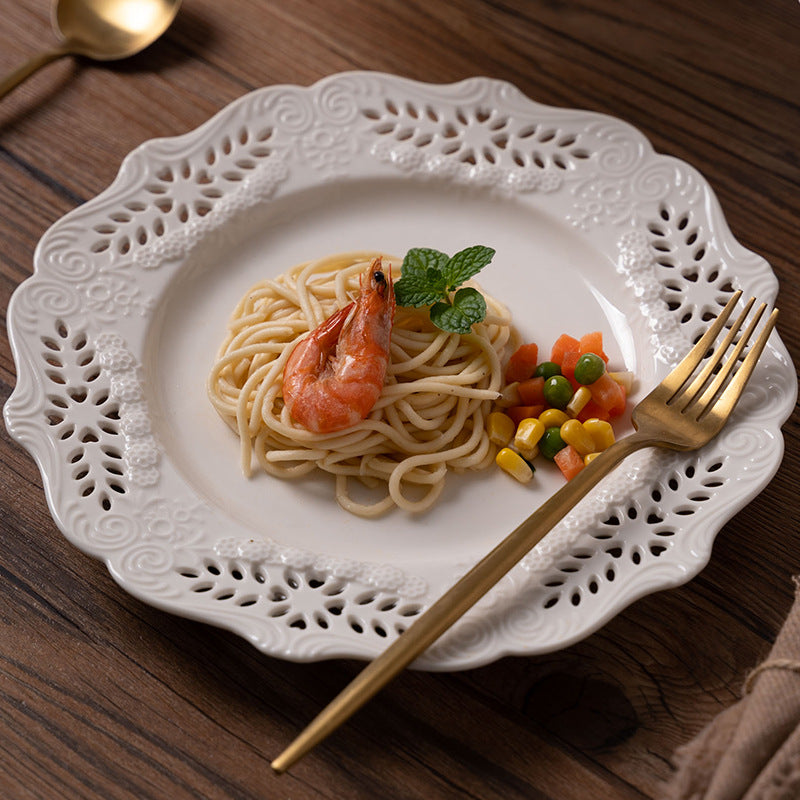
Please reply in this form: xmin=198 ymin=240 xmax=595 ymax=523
xmin=207 ymin=252 xmax=517 ymax=517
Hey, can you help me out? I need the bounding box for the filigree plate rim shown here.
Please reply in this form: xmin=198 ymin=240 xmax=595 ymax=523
xmin=4 ymin=72 xmax=796 ymax=670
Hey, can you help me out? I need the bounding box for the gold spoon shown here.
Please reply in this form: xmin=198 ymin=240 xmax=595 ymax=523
xmin=0 ymin=0 xmax=181 ymax=100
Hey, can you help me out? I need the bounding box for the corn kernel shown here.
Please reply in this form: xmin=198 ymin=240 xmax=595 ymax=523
xmin=560 ymin=418 xmax=595 ymax=456
xmin=539 ymin=408 xmax=570 ymax=428
xmin=487 ymin=411 xmax=515 ymax=446
xmin=496 ymin=447 xmax=534 ymax=483
xmin=584 ymin=452 xmax=601 ymax=466
xmin=514 ymin=417 xmax=545 ymax=451
xmin=496 ymin=382 xmax=521 ymax=408
xmin=583 ymin=418 xmax=615 ymax=451
xmin=517 ymin=444 xmax=540 ymax=461
xmin=609 ymin=371 xmax=634 ymax=393
xmin=566 ymin=386 xmax=592 ymax=417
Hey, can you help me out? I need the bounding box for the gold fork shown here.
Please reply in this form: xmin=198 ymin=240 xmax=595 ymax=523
xmin=271 ymin=290 xmax=778 ymax=773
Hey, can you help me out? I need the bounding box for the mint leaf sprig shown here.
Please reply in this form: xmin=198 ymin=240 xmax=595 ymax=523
xmin=394 ymin=245 xmax=496 ymax=334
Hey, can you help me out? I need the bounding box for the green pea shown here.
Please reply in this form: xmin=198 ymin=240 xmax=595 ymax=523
xmin=574 ymin=353 xmax=605 ymax=385
xmin=543 ymin=375 xmax=574 ymax=409
xmin=540 ymin=426 xmax=567 ymax=460
xmin=534 ymin=361 xmax=561 ymax=380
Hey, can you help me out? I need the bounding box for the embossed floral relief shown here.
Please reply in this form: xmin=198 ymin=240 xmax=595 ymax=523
xmin=94 ymin=333 xmax=159 ymax=488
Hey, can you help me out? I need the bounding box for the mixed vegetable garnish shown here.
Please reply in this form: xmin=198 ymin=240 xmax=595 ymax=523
xmin=490 ymin=331 xmax=633 ymax=484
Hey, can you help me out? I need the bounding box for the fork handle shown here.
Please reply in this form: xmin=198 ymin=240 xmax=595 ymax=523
xmin=271 ymin=429 xmax=653 ymax=773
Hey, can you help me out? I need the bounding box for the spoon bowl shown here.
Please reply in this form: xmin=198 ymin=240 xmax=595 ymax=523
xmin=55 ymin=0 xmax=181 ymax=60
xmin=0 ymin=0 xmax=181 ymax=99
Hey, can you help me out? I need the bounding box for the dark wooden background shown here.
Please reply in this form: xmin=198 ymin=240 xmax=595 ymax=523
xmin=1 ymin=1 xmax=798 ymax=798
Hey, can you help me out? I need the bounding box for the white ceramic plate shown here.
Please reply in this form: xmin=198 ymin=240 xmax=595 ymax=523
xmin=5 ymin=73 xmax=796 ymax=670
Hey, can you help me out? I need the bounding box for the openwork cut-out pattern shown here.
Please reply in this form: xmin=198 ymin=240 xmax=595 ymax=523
xmin=535 ymin=451 xmax=730 ymax=614
xmin=364 ymin=98 xmax=590 ymax=192
xmin=38 ymin=323 xmax=158 ymax=512
xmin=647 ymin=203 xmax=738 ymax=329
xmin=87 ymin=126 xmax=281 ymax=264
xmin=177 ymin=560 xmax=423 ymax=642
xmin=41 ymin=320 xmax=126 ymax=512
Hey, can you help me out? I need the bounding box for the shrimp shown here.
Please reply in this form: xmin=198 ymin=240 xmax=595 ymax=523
xmin=282 ymin=258 xmax=395 ymax=433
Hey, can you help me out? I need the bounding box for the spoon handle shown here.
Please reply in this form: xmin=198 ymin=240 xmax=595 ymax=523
xmin=0 ymin=48 xmax=71 ymax=101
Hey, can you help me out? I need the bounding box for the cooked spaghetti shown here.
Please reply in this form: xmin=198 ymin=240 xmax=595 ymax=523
xmin=207 ymin=251 xmax=515 ymax=517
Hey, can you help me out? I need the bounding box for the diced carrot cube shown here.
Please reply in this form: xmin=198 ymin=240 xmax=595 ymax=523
xmin=576 ymin=399 xmax=611 ymax=423
xmin=608 ymin=384 xmax=627 ymax=418
xmin=506 ymin=343 xmax=539 ymax=383
xmin=559 ymin=350 xmax=582 ymax=391
xmin=590 ymin=373 xmax=626 ymax=416
xmin=517 ymin=376 xmax=546 ymax=405
xmin=550 ymin=334 xmax=580 ymax=367
xmin=579 ymin=331 xmax=609 ymax=363
xmin=507 ymin=404 xmax=545 ymax=426
xmin=554 ymin=444 xmax=585 ymax=481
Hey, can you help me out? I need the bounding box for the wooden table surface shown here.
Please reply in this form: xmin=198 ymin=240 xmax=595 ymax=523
xmin=1 ymin=1 xmax=798 ymax=798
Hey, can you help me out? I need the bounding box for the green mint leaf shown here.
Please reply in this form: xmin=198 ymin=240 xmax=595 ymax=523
xmin=397 ymin=245 xmax=494 ymax=334
xmin=451 ymin=286 xmax=487 ymax=324
xmin=426 ymin=266 xmax=445 ymax=286
xmin=430 ymin=301 xmax=471 ymax=334
xmin=394 ymin=272 xmax=447 ymax=308
xmin=429 ymin=288 xmax=487 ymax=334
xmin=442 ymin=245 xmax=496 ymax=290
xmin=401 ymin=247 xmax=450 ymax=278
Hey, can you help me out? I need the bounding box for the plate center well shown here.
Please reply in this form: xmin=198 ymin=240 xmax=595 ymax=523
xmin=145 ymin=177 xmax=643 ymax=580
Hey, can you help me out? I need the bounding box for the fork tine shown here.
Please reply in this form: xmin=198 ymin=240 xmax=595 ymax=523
xmin=677 ymin=296 xmax=758 ymax=410
xmin=697 ymin=306 xmax=778 ymax=420
xmin=664 ymin=290 xmax=742 ymax=398
xmin=690 ymin=301 xmax=766 ymax=411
